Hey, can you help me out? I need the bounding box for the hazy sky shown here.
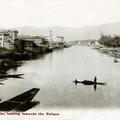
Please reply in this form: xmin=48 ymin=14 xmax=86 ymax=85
xmin=0 ymin=0 xmax=120 ymax=28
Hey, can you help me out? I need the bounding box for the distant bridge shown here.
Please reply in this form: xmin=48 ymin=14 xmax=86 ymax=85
xmin=69 ymin=39 xmax=98 ymax=46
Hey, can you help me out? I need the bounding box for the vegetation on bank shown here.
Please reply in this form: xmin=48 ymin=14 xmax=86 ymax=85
xmin=98 ymin=34 xmax=120 ymax=47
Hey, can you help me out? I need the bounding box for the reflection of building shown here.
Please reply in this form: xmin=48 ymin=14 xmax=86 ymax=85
xmin=0 ymin=30 xmax=18 ymax=49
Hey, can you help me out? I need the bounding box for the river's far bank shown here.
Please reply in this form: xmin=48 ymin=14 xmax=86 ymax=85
xmin=94 ymin=45 xmax=120 ymax=58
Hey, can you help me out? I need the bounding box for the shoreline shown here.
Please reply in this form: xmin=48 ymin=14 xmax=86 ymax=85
xmin=94 ymin=46 xmax=120 ymax=58
xmin=0 ymin=45 xmax=70 ymax=74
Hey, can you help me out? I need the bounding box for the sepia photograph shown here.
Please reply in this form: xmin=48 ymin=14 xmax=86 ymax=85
xmin=0 ymin=0 xmax=120 ymax=120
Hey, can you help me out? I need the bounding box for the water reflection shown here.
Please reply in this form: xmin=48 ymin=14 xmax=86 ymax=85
xmin=16 ymin=101 xmax=40 ymax=112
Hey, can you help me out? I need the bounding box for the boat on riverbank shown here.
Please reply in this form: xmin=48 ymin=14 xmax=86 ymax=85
xmin=114 ymin=58 xmax=119 ymax=63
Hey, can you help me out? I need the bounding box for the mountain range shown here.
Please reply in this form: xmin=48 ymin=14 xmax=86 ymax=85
xmin=15 ymin=21 xmax=120 ymax=41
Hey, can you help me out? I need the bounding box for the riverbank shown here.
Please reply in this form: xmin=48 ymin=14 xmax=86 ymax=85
xmin=0 ymin=59 xmax=22 ymax=74
xmin=0 ymin=44 xmax=71 ymax=74
xmin=0 ymin=43 xmax=71 ymax=59
xmin=94 ymin=45 xmax=120 ymax=58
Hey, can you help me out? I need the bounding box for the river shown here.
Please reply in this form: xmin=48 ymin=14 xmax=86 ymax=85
xmin=1 ymin=46 xmax=120 ymax=110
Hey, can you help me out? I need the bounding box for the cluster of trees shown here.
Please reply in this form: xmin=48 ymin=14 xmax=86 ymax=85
xmin=98 ymin=34 xmax=120 ymax=47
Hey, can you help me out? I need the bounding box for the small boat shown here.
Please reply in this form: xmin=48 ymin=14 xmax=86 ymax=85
xmin=0 ymin=74 xmax=24 ymax=79
xmin=114 ymin=58 xmax=119 ymax=63
xmin=73 ymin=76 xmax=106 ymax=91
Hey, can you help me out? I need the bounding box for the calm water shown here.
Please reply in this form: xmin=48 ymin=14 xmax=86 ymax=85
xmin=1 ymin=46 xmax=120 ymax=109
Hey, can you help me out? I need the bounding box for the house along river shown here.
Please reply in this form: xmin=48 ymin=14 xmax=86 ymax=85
xmin=1 ymin=46 xmax=120 ymax=110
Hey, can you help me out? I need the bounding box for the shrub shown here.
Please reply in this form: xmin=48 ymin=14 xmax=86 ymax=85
xmin=98 ymin=34 xmax=120 ymax=47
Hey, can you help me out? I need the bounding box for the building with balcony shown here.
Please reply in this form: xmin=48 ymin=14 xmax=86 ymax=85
xmin=0 ymin=30 xmax=18 ymax=49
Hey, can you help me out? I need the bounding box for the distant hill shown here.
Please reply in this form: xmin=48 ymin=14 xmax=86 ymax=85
xmin=16 ymin=21 xmax=120 ymax=41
